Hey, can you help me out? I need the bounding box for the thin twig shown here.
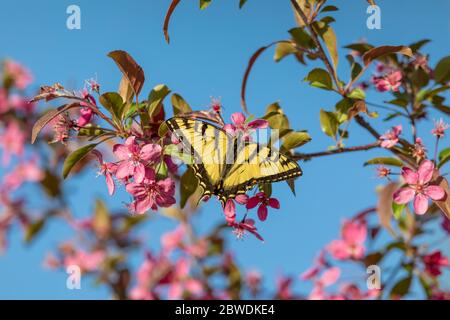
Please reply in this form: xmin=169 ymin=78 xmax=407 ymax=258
xmin=293 ymin=142 xmax=379 ymax=160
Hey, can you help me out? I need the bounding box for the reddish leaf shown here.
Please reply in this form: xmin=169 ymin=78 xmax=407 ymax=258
xmin=376 ymin=182 xmax=398 ymax=237
xmin=434 ymin=175 xmax=450 ymax=218
xmin=31 ymin=103 xmax=79 ymax=144
xmin=362 ymin=45 xmax=413 ymax=66
xmin=163 ymin=0 xmax=182 ymax=44
xmin=108 ymin=50 xmax=145 ymax=98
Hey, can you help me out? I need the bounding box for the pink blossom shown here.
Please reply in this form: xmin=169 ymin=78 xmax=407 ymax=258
xmin=0 ymin=89 xmax=7 ymax=113
xmin=412 ymin=55 xmax=431 ymax=73
xmin=376 ymin=166 xmax=391 ymax=178
xmin=0 ymin=121 xmax=25 ymax=164
xmin=4 ymin=60 xmax=33 ymax=89
xmin=86 ymin=79 xmax=100 ymax=93
xmin=51 ymin=112 xmax=74 ymax=144
xmin=223 ymin=112 xmax=268 ymax=141
xmin=77 ymin=107 xmax=94 ymax=127
xmin=393 ymin=160 xmax=446 ymax=215
xmin=113 ymin=136 xmax=162 ymax=183
xmin=223 ymin=195 xmax=248 ymax=223
xmin=327 ymin=219 xmax=367 ymax=260
xmin=167 ymin=258 xmax=203 ymax=299
xmin=423 ymin=251 xmax=449 ymax=277
xmin=431 ymin=118 xmax=449 ymax=138
xmin=246 ymin=192 xmax=280 ymax=221
xmin=2 ymin=158 xmax=44 ymax=190
xmin=42 ymin=253 xmax=60 ymax=269
xmin=373 ymin=71 xmax=402 ymax=92
xmin=301 ymin=251 xmax=326 ymax=280
xmin=210 ymin=97 xmax=222 ymax=113
xmin=92 ymin=150 xmax=117 ymax=195
xmin=9 ymin=94 xmax=35 ymax=113
xmin=161 ymin=225 xmax=185 ymax=253
xmin=340 ymin=283 xmax=379 ymax=300
xmin=229 ymin=218 xmax=264 ymax=241
xmin=126 ymin=168 xmax=176 ymax=214
xmin=276 ymin=275 xmax=293 ymax=299
xmin=246 ymin=270 xmax=262 ymax=296
xmin=185 ymin=239 xmax=208 ymax=258
xmin=64 ymin=249 xmax=105 ymax=272
xmin=412 ymin=137 xmax=427 ymax=162
xmin=379 ymin=125 xmax=402 ymax=148
xmin=308 ymin=267 xmax=341 ymax=300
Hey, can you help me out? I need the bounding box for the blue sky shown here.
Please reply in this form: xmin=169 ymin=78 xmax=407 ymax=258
xmin=0 ymin=0 xmax=449 ymax=299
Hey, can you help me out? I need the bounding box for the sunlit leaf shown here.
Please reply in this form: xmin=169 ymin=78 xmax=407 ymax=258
xmin=172 ymin=93 xmax=192 ymax=115
xmin=438 ymin=148 xmax=450 ymax=169
xmin=319 ymin=109 xmax=338 ymax=137
xmin=148 ymin=84 xmax=171 ymax=118
xmin=274 ymin=42 xmax=297 ymax=62
xmin=434 ymin=56 xmax=450 ymax=84
xmin=93 ymin=199 xmax=111 ymax=239
xmin=390 ymin=276 xmax=412 ymax=299
xmin=180 ymin=166 xmax=198 ymax=208
xmin=62 ymin=143 xmax=98 ymax=179
xmin=364 ymin=157 xmax=403 ymax=167
xmin=100 ymin=92 xmax=124 ymax=121
xmin=305 ymin=68 xmax=333 ymax=90
xmin=282 ymin=131 xmax=311 ymax=150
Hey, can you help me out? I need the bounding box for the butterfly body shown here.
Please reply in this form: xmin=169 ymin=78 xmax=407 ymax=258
xmin=165 ymin=116 xmax=302 ymax=206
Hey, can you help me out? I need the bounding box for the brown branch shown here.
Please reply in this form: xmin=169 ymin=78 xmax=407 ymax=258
xmin=290 ymin=0 xmax=342 ymax=93
xmin=293 ymin=142 xmax=380 ymax=161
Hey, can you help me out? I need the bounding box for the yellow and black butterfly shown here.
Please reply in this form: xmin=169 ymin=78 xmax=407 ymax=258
xmin=165 ymin=116 xmax=302 ymax=206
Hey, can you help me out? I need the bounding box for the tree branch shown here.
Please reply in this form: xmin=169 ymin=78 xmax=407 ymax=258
xmin=293 ymin=142 xmax=380 ymax=161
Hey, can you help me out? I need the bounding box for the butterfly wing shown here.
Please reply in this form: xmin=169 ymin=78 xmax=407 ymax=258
xmin=165 ymin=117 xmax=231 ymax=198
xmin=221 ymin=143 xmax=302 ymax=204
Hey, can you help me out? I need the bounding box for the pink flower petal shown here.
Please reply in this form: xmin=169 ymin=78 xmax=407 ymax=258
xmin=413 ymin=193 xmax=429 ymax=215
xmin=320 ymin=267 xmax=340 ymax=287
xmin=257 ymin=204 xmax=268 ymax=221
xmin=247 ymin=119 xmax=269 ymax=129
xmin=246 ymin=196 xmax=260 ymax=209
xmin=113 ymin=144 xmax=130 ymax=161
xmin=231 ymin=112 xmax=246 ymax=126
xmin=417 ymin=160 xmax=434 ymax=184
xmin=224 ymin=199 xmax=236 ymax=222
xmin=105 ymin=173 xmax=115 ymax=195
xmin=402 ymin=167 xmax=419 ymax=185
xmin=268 ymin=198 xmax=280 ymax=209
xmin=327 ymin=240 xmax=351 ymax=260
xmin=134 ymin=163 xmax=146 ymax=183
xmin=424 ymin=185 xmax=446 ymax=201
xmin=223 ymin=124 xmax=237 ymax=136
xmin=393 ymin=187 xmax=415 ymax=204
xmin=116 ymin=161 xmax=131 ymax=179
xmin=140 ymin=144 xmax=161 ymax=162
xmin=235 ymin=194 xmax=248 ymax=205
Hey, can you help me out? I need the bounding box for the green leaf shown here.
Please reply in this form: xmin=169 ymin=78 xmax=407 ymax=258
xmin=24 ymin=218 xmax=46 ymax=243
xmin=259 ymin=183 xmax=272 ymax=198
xmin=392 ymin=202 xmax=406 ymax=220
xmin=274 ymin=42 xmax=297 ymax=62
xmin=438 ymin=147 xmax=450 ymax=169
xmin=434 ymin=56 xmax=450 ymax=84
xmin=158 ymin=122 xmax=169 ymax=138
xmin=390 ymin=276 xmax=412 ymax=299
xmin=100 ymin=92 xmax=124 ymax=120
xmin=239 ymin=0 xmax=248 ymax=8
xmin=348 ymin=88 xmax=366 ymax=100
xmin=387 ymin=98 xmax=408 ymax=108
xmin=351 ymin=62 xmax=362 ymax=81
xmin=164 ymin=144 xmax=194 ymax=165
xmin=93 ymin=199 xmax=111 ymax=238
xmin=40 ymin=170 xmax=61 ymax=198
xmin=147 ymin=84 xmax=171 ymax=118
xmin=264 ymin=102 xmax=290 ymax=132
xmin=171 ymin=93 xmax=192 ymax=115
xmin=305 ymin=68 xmax=333 ymax=90
xmin=321 ymin=25 xmax=338 ymax=74
xmin=180 ymin=166 xmax=198 ymax=208
xmin=62 ymin=143 xmax=98 ymax=179
xmin=289 ymin=27 xmax=315 ymax=49
xmin=321 ymin=5 xmax=338 ymax=12
xmin=409 ymin=39 xmax=430 ymax=53
xmin=199 ymin=0 xmax=212 ymax=9
xmin=364 ymin=157 xmax=403 ymax=167
xmin=319 ymin=109 xmax=338 ymax=137
xmin=282 ymin=131 xmax=311 ymax=150
xmin=286 ymin=179 xmax=296 ymax=196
